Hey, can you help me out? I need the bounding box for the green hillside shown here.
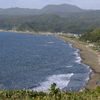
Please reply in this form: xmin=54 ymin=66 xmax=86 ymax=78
xmin=0 ymin=4 xmax=100 ymax=34
xmin=16 ymin=22 xmax=63 ymax=32
xmin=0 ymin=13 xmax=100 ymax=34
xmin=79 ymin=27 xmax=100 ymax=43
xmin=15 ymin=16 xmax=100 ymax=34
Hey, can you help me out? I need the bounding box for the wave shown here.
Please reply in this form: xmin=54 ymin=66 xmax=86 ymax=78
xmin=74 ymin=49 xmax=82 ymax=64
xmin=66 ymin=66 xmax=73 ymax=68
xmin=68 ymin=43 xmax=82 ymax=64
xmin=69 ymin=43 xmax=73 ymax=48
xmin=45 ymin=42 xmax=54 ymax=44
xmin=38 ymin=45 xmax=48 ymax=46
xmin=86 ymin=65 xmax=92 ymax=74
xmin=31 ymin=73 xmax=73 ymax=92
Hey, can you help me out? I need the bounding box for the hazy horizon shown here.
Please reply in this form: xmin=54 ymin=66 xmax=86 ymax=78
xmin=0 ymin=4 xmax=95 ymax=10
xmin=0 ymin=0 xmax=100 ymax=10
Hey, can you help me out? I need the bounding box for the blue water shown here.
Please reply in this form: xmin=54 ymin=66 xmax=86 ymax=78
xmin=0 ymin=32 xmax=91 ymax=92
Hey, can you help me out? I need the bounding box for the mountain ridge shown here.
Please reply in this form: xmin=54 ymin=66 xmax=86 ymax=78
xmin=0 ymin=4 xmax=86 ymax=15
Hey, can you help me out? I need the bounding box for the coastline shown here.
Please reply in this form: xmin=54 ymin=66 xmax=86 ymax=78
xmin=1 ymin=30 xmax=100 ymax=90
xmin=55 ymin=35 xmax=100 ymax=90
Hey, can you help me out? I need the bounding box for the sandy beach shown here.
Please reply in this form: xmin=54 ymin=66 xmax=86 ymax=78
xmin=55 ymin=35 xmax=100 ymax=90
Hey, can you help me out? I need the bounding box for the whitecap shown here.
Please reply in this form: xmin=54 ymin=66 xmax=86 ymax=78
xmin=31 ymin=73 xmax=73 ymax=92
xmin=38 ymin=45 xmax=48 ymax=46
xmin=86 ymin=66 xmax=92 ymax=74
xmin=74 ymin=49 xmax=82 ymax=64
xmin=69 ymin=43 xmax=73 ymax=48
xmin=66 ymin=66 xmax=73 ymax=68
xmin=45 ymin=42 xmax=54 ymax=44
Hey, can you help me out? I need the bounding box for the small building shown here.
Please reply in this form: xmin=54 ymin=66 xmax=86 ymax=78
xmin=86 ymin=43 xmax=94 ymax=47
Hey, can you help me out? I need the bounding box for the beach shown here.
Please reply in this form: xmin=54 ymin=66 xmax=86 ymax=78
xmin=1 ymin=30 xmax=100 ymax=90
xmin=55 ymin=35 xmax=100 ymax=90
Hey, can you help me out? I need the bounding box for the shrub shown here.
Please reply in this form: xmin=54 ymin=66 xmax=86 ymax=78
xmin=49 ymin=83 xmax=61 ymax=100
xmin=95 ymin=85 xmax=100 ymax=93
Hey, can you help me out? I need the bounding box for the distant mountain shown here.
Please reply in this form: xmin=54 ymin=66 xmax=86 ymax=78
xmin=1 ymin=4 xmax=100 ymax=19
xmin=40 ymin=4 xmax=84 ymax=13
xmin=1 ymin=4 xmax=100 ymax=34
xmin=0 ymin=4 xmax=85 ymax=15
xmin=0 ymin=8 xmax=39 ymax=15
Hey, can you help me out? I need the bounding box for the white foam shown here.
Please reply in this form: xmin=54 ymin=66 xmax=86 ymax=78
xmin=69 ymin=43 xmax=73 ymax=48
xmin=31 ymin=73 xmax=73 ymax=92
xmin=45 ymin=42 xmax=54 ymax=44
xmin=85 ymin=76 xmax=90 ymax=82
xmin=74 ymin=49 xmax=82 ymax=64
xmin=38 ymin=45 xmax=48 ymax=46
xmin=66 ymin=66 xmax=73 ymax=68
xmin=86 ymin=66 xmax=92 ymax=74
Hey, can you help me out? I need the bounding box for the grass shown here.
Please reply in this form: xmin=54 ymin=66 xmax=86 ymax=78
xmin=0 ymin=83 xmax=100 ymax=100
xmin=90 ymin=47 xmax=100 ymax=50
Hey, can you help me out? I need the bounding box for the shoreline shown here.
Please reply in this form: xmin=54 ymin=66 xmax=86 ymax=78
xmin=1 ymin=31 xmax=100 ymax=90
xmin=55 ymin=35 xmax=100 ymax=90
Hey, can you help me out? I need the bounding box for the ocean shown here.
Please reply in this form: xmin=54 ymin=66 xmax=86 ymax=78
xmin=0 ymin=32 xmax=91 ymax=92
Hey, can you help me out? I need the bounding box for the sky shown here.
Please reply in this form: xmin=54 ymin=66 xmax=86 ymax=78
xmin=0 ymin=0 xmax=100 ymax=10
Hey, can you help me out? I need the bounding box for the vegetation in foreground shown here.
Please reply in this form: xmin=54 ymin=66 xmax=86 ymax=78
xmin=0 ymin=83 xmax=100 ymax=100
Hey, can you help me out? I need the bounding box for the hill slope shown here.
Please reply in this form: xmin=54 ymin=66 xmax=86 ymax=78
xmin=79 ymin=27 xmax=100 ymax=43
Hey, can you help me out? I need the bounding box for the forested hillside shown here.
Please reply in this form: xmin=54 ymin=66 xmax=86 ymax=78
xmin=1 ymin=13 xmax=100 ymax=34
xmin=0 ymin=4 xmax=100 ymax=34
xmin=79 ymin=27 xmax=100 ymax=43
xmin=15 ymin=13 xmax=100 ymax=34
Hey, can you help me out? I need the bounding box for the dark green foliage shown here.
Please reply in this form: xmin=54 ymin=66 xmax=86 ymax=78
xmin=16 ymin=19 xmax=100 ymax=34
xmin=49 ymin=83 xmax=61 ymax=100
xmin=1 ymin=12 xmax=100 ymax=34
xmin=95 ymin=85 xmax=100 ymax=93
xmin=29 ymin=91 xmax=38 ymax=98
xmin=16 ymin=21 xmax=63 ymax=32
xmin=79 ymin=27 xmax=100 ymax=43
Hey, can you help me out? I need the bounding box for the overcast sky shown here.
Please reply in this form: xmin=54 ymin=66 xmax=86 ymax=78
xmin=0 ymin=0 xmax=100 ymax=10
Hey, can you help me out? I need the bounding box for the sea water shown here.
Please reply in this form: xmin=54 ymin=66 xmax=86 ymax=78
xmin=0 ymin=32 xmax=92 ymax=92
